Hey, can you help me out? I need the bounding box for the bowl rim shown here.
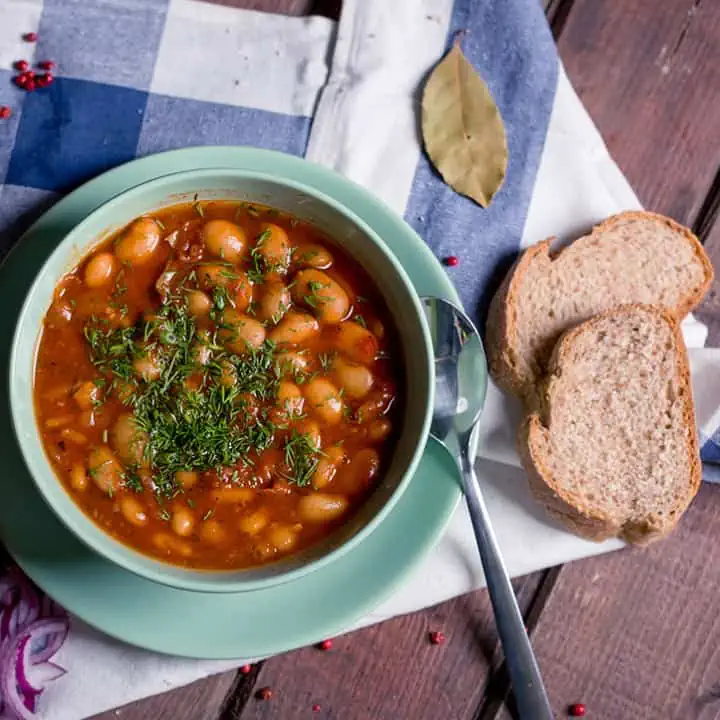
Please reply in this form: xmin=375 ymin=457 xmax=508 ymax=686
xmin=9 ymin=166 xmax=435 ymax=593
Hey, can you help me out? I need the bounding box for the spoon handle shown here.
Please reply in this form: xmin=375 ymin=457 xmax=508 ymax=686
xmin=459 ymin=445 xmax=554 ymax=720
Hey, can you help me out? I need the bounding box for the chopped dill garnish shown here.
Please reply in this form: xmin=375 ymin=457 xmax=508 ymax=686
xmin=83 ymin=295 xmax=281 ymax=498
xmin=282 ymin=431 xmax=322 ymax=487
xmin=353 ymin=313 xmax=367 ymax=327
xmin=317 ymin=352 xmax=336 ymax=372
xmin=304 ymin=280 xmax=330 ymax=309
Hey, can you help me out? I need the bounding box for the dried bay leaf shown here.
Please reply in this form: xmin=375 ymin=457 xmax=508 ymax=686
xmin=422 ymin=44 xmax=508 ymax=207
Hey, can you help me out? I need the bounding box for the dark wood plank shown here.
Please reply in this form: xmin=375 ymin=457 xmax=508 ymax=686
xmin=555 ymin=0 xmax=720 ymax=225
xmin=91 ymin=671 xmax=238 ymax=720
xmin=511 ymin=484 xmax=720 ymax=719
xmin=229 ymin=577 xmax=542 ymax=720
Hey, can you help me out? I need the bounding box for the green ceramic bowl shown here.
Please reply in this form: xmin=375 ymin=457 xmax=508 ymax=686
xmin=9 ymin=168 xmax=434 ymax=594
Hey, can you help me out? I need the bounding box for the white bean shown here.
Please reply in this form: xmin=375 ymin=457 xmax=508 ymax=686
xmin=115 ymin=217 xmax=161 ymax=266
xmin=172 ymin=507 xmax=196 ymax=537
xmin=70 ymin=462 xmax=89 ymax=491
xmin=256 ymin=223 xmax=291 ymax=273
xmin=219 ymin=309 xmax=266 ymax=353
xmin=256 ymin=282 xmax=291 ymax=324
xmin=201 ymin=219 xmax=247 ymax=263
xmin=200 ymin=520 xmax=226 ymax=544
xmin=87 ymin=446 xmax=123 ymax=494
xmin=111 ymin=413 xmax=148 ymax=466
xmin=304 ymin=377 xmax=344 ymax=425
xmin=72 ymin=381 xmax=101 ymax=410
xmin=267 ymin=524 xmax=299 ymax=552
xmin=175 ymin=470 xmax=198 ymax=489
xmin=275 ymin=351 xmax=309 ymax=376
xmin=120 ymin=495 xmax=149 ymax=527
xmin=312 ymin=445 xmax=346 ymax=489
xmin=269 ymin=311 xmax=319 ymax=346
xmin=239 ymin=509 xmax=269 ymax=534
xmin=186 ymin=289 xmax=212 ymax=317
xmin=84 ymin=252 xmax=117 ymax=288
xmin=294 ymin=244 xmax=333 ymax=270
xmin=298 ymin=493 xmax=349 ymax=523
xmin=292 ymin=269 xmax=350 ymax=324
xmin=331 ymin=356 xmax=374 ymax=399
xmin=274 ymin=381 xmax=304 ymax=420
xmin=332 ymin=321 xmax=379 ymax=364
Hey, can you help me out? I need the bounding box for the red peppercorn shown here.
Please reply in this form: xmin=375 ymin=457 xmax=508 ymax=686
xmin=14 ymin=60 xmax=29 ymax=72
xmin=256 ymin=686 xmax=273 ymax=701
xmin=568 ymin=703 xmax=586 ymax=717
xmin=317 ymin=638 xmax=333 ymax=651
xmin=36 ymin=72 xmax=53 ymax=88
xmin=0 ymin=107 xmax=11 ymax=119
xmin=444 ymin=256 xmax=459 ymax=267
xmin=312 ymin=704 xmax=321 ymax=713
xmin=429 ymin=630 xmax=446 ymax=645
xmin=38 ymin=60 xmax=55 ymax=70
xmin=239 ymin=664 xmax=252 ymax=675
xmin=23 ymin=32 xmax=38 ymax=42
xmin=24 ymin=79 xmax=36 ymax=92
xmin=24 ymin=70 xmax=35 ymax=80
xmin=13 ymin=75 xmax=27 ymax=88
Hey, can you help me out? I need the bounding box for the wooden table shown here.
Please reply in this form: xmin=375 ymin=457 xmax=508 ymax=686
xmin=96 ymin=1 xmax=720 ymax=718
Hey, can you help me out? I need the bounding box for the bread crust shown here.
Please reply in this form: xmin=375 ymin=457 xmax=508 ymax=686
xmin=487 ymin=210 xmax=714 ymax=401
xmin=516 ymin=304 xmax=702 ymax=545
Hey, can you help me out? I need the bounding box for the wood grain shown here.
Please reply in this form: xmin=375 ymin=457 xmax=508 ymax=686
xmin=511 ymin=484 xmax=720 ymax=719
xmin=555 ymin=0 xmax=720 ymax=225
xmin=231 ymin=577 xmax=542 ymax=720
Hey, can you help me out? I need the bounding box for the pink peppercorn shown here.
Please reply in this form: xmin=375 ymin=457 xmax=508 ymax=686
xmin=568 ymin=703 xmax=586 ymax=717
xmin=444 ymin=256 xmax=459 ymax=267
xmin=429 ymin=630 xmax=446 ymax=645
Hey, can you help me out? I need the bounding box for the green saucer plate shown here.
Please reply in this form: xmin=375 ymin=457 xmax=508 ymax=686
xmin=0 ymin=147 xmax=462 ymax=659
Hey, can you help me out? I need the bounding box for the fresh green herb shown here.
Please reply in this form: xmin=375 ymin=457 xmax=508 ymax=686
xmin=304 ymin=280 xmax=330 ymax=309
xmin=83 ymin=297 xmax=281 ymax=498
xmin=353 ymin=314 xmax=367 ymax=327
xmin=282 ymin=431 xmax=321 ymax=487
xmin=122 ymin=468 xmax=144 ymax=493
xmin=317 ymin=352 xmax=336 ymax=372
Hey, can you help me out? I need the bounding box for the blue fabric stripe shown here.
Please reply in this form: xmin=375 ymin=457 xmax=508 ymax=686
xmin=404 ymin=0 xmax=558 ymax=330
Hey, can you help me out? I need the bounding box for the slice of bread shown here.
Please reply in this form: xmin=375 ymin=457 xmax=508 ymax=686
xmin=487 ymin=211 xmax=713 ymax=399
xmin=518 ymin=305 xmax=701 ymax=545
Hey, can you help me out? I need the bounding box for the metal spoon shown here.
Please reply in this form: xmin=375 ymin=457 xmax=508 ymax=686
xmin=422 ymin=296 xmax=553 ymax=720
